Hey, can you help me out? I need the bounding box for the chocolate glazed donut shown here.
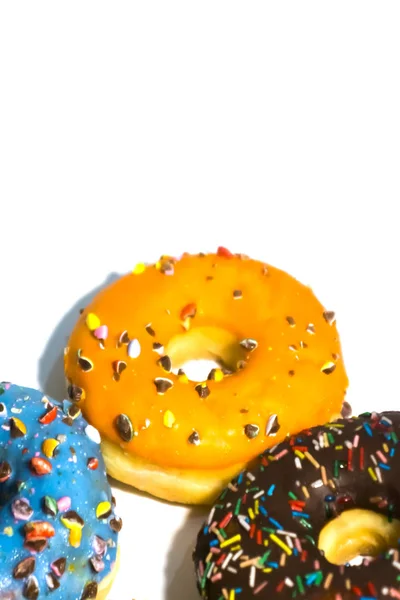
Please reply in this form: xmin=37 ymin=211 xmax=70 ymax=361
xmin=194 ymin=412 xmax=400 ymax=600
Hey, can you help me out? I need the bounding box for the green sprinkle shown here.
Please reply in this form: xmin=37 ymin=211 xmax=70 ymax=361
xmin=300 ymin=519 xmax=313 ymax=530
xmin=219 ymin=528 xmax=228 ymax=539
xmin=296 ymin=575 xmax=305 ymax=594
xmin=328 ymin=432 xmax=335 ymax=444
xmin=392 ymin=431 xmax=399 ymax=443
xmin=305 ymin=534 xmax=316 ymax=545
xmin=288 ymin=491 xmax=298 ymax=500
xmin=333 ymin=460 xmax=339 ymax=477
xmin=234 ymin=498 xmax=242 ymax=516
xmin=258 ymin=550 xmax=271 ymax=566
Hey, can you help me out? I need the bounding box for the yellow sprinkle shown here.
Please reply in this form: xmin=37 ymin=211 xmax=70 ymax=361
xmin=321 ymin=465 xmax=328 ymax=485
xmin=11 ymin=418 xmax=27 ymax=436
xmin=3 ymin=527 xmax=13 ymax=536
xmin=263 ymin=539 xmax=269 ymax=546
xmin=68 ymin=526 xmax=82 ymax=548
xmin=229 ymin=590 xmax=235 ymax=600
xmin=86 ymin=312 xmax=101 ymax=331
xmin=255 ymin=500 xmax=259 ymax=515
xmin=335 ymin=445 xmax=343 ymax=450
xmin=302 ymin=485 xmax=310 ymax=499
xmin=383 ymin=443 xmax=389 ymax=453
xmin=248 ymin=508 xmax=255 ymax=520
xmin=213 ymin=369 xmax=224 ymax=382
xmin=220 ymin=534 xmax=241 ymax=548
xmin=304 ymin=451 xmax=320 ymax=468
xmin=42 ymin=438 xmax=60 ymax=458
xmin=231 ymin=545 xmax=241 ymax=552
xmin=295 ymin=449 xmax=304 ymax=460
xmin=263 ymin=567 xmax=272 ymax=573
xmin=270 ymin=533 xmax=292 ymax=555
xmin=368 ymin=467 xmax=378 ymax=482
xmin=324 ymin=572 xmax=334 ymax=590
xmin=96 ymin=501 xmax=111 ymax=519
xmin=132 ymin=263 xmax=146 ymax=275
xmin=163 ymin=410 xmax=176 ymax=428
xmin=324 ymin=432 xmax=329 ymax=447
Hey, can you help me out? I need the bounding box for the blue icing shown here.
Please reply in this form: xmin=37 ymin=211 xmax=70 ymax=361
xmin=0 ymin=383 xmax=120 ymax=599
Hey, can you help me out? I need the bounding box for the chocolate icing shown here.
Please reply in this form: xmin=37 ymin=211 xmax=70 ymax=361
xmin=194 ymin=411 xmax=400 ymax=599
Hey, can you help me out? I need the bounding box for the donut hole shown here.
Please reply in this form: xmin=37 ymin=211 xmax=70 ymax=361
xmin=318 ymin=508 xmax=400 ymax=566
xmin=166 ymin=326 xmax=248 ymax=382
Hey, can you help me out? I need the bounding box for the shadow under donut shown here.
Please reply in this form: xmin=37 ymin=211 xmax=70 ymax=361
xmin=164 ymin=506 xmax=207 ymax=600
xmin=38 ymin=272 xmax=120 ymax=402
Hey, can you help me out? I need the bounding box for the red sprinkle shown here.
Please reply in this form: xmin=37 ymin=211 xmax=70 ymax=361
xmin=216 ymin=553 xmax=226 ymax=566
xmin=276 ymin=580 xmax=285 ymax=593
xmin=25 ymin=521 xmax=55 ymax=540
xmin=39 ymin=406 xmax=58 ymax=425
xmin=180 ymin=303 xmax=197 ymax=320
xmin=360 ymin=446 xmax=365 ymax=470
xmin=217 ymin=246 xmax=233 ymax=258
xmin=347 ymin=448 xmax=353 ymax=471
xmin=218 ymin=512 xmax=233 ymax=530
xmin=30 ymin=457 xmax=52 ymax=476
xmin=368 ymin=582 xmax=377 ymax=596
xmin=249 ymin=523 xmax=256 ymax=539
xmin=87 ymin=457 xmax=99 ymax=470
xmin=256 ymin=529 xmax=263 ymax=545
xmin=351 ymin=586 xmax=362 ymax=597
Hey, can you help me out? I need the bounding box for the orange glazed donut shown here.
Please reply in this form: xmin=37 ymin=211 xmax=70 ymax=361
xmin=64 ymin=249 xmax=349 ymax=505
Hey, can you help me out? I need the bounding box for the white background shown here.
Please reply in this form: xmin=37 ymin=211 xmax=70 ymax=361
xmin=1 ymin=2 xmax=400 ymax=599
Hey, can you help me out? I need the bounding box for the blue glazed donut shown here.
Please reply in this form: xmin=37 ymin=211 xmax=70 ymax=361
xmin=0 ymin=383 xmax=120 ymax=600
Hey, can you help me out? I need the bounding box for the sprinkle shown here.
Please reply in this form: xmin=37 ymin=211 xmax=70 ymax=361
xmin=220 ymin=534 xmax=241 ymax=548
xmin=304 ymin=451 xmax=320 ymax=468
xmin=188 ymin=431 xmax=201 ymax=445
xmin=94 ymin=325 xmax=108 ymax=340
xmin=266 ymin=414 xmax=280 ymax=436
xmin=217 ymin=246 xmax=234 ymax=258
xmin=195 ymin=383 xmax=211 ymax=399
xmin=154 ymin=377 xmax=174 ymax=394
xmin=323 ymin=311 xmax=336 ymax=325
xmin=240 ymin=339 xmax=258 ymax=352
xmin=208 ymin=368 xmax=224 ymax=382
xmin=85 ymin=425 xmax=101 ymax=444
xmin=158 ymin=355 xmax=172 ymax=372
xmin=42 ymin=438 xmax=59 ymax=458
xmin=180 ymin=302 xmax=197 ymax=320
xmin=244 ymin=424 xmax=259 ymax=439
xmin=127 ymin=338 xmax=141 ymax=359
xmin=13 ymin=557 xmax=36 ymax=579
xmin=86 ymin=313 xmax=101 ymax=331
xmin=270 ymin=534 xmax=292 ymax=555
xmin=77 ymin=354 xmax=94 ymax=372
xmin=368 ymin=467 xmax=378 ymax=482
xmin=96 ymin=501 xmax=112 ymax=520
xmin=30 ymin=457 xmax=52 ymax=475
xmin=115 ymin=414 xmax=134 ymax=442
xmin=132 ymin=263 xmax=146 ymax=274
xmin=321 ymin=361 xmax=336 ymax=375
xmin=163 ymin=410 xmax=176 ymax=428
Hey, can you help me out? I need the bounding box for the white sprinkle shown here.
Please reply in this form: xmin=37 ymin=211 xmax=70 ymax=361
xmin=294 ymin=457 xmax=302 ymax=470
xmin=276 ymin=530 xmax=297 ymax=538
xmin=247 ymin=472 xmax=255 ymax=482
xmin=11 ymin=407 xmax=22 ymax=414
xmin=222 ymin=553 xmax=233 ymax=570
xmin=345 ymin=440 xmax=353 ymax=449
xmin=311 ymin=479 xmax=323 ymax=488
xmin=312 ymin=439 xmax=320 ymax=451
xmin=392 ymin=561 xmax=400 ymax=571
xmin=227 ymin=567 xmax=237 ymax=574
xmin=286 ymin=536 xmax=294 ymax=549
xmin=253 ymin=490 xmax=264 ymax=499
xmin=207 ymin=507 xmax=215 ymax=525
xmin=285 ymin=578 xmax=294 ymax=587
xmin=238 ymin=516 xmax=251 ymax=531
xmin=127 ymin=338 xmax=141 ymax=359
xmin=353 ymin=434 xmax=360 ymax=448
xmin=232 ymin=549 xmax=243 ymax=561
xmin=371 ymin=454 xmax=377 ymax=466
xmin=85 ymin=425 xmax=101 ymax=444
xmin=249 ymin=565 xmax=256 ymax=588
xmin=376 ymin=467 xmax=383 ymax=483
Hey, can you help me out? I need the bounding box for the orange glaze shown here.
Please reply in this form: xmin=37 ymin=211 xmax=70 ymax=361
xmin=64 ymin=250 xmax=348 ymax=471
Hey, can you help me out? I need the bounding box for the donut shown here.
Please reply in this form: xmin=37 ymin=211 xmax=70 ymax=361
xmin=193 ymin=411 xmax=400 ymax=600
xmin=64 ymin=249 xmax=348 ymax=505
xmin=0 ymin=382 xmax=120 ymax=600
